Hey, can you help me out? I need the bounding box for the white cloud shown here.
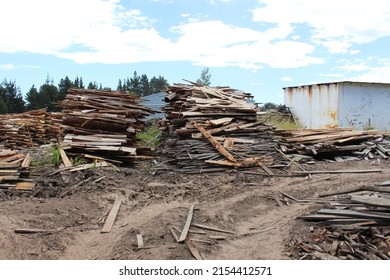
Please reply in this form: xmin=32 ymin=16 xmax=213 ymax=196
xmin=0 ymin=64 xmax=39 ymax=70
xmin=337 ymin=58 xmax=390 ymax=83
xmin=253 ymin=0 xmax=390 ymax=53
xmin=0 ymin=0 xmax=323 ymax=70
xmin=281 ymin=76 xmax=292 ymax=82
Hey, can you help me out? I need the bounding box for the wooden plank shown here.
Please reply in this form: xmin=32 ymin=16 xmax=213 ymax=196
xmin=191 ymin=223 xmax=235 ymax=234
xmin=209 ymin=117 xmax=233 ymax=126
xmin=14 ymin=228 xmax=55 ymax=234
xmin=294 ymin=169 xmax=383 ymax=175
xmin=350 ymin=195 xmax=390 ymax=208
xmin=21 ymin=153 xmax=31 ymax=168
xmin=101 ymin=198 xmax=121 ymax=233
xmin=186 ymin=238 xmax=204 ymax=260
xmin=178 ymin=203 xmax=195 ymax=242
xmin=15 ymin=182 xmax=36 ymax=191
xmin=317 ymin=209 xmax=390 ymax=222
xmin=136 ymin=234 xmax=144 ymax=248
xmin=169 ymin=226 xmax=179 ymax=242
xmin=59 ymin=147 xmax=72 ymax=167
xmin=193 ymin=122 xmax=236 ymax=162
xmin=223 ymin=137 xmax=234 ymax=149
xmin=70 ymin=161 xmax=109 ymax=172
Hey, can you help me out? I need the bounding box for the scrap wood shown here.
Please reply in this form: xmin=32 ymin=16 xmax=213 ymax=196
xmin=14 ymin=228 xmax=56 ymax=234
xmin=294 ymin=169 xmax=383 ymax=175
xmin=191 ymin=223 xmax=235 ymax=234
xmin=101 ymin=198 xmax=122 ymax=233
xmin=186 ymin=238 xmax=204 ymax=260
xmin=169 ymin=226 xmax=180 ymax=242
xmin=58 ymin=147 xmax=72 ymax=167
xmin=178 ymin=203 xmax=195 ymax=242
xmin=193 ymin=122 xmax=236 ymax=163
xmin=350 ymin=195 xmax=390 ymax=208
xmin=136 ymin=234 xmax=144 ymax=248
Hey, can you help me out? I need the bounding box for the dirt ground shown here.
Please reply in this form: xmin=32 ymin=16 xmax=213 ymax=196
xmin=0 ymin=155 xmax=389 ymax=260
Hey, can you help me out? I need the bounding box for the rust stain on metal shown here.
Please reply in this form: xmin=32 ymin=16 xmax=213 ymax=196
xmin=330 ymin=111 xmax=337 ymax=122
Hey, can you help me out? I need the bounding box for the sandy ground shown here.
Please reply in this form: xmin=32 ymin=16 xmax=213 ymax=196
xmin=0 ymin=157 xmax=389 ymax=260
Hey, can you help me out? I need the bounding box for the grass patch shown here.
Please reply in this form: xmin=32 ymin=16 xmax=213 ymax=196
xmin=31 ymin=145 xmax=62 ymax=168
xmin=136 ymin=123 xmax=162 ymax=147
xmin=266 ymin=115 xmax=303 ymax=130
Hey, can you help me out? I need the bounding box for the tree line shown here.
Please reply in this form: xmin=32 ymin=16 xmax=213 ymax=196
xmin=0 ymin=72 xmax=170 ymax=114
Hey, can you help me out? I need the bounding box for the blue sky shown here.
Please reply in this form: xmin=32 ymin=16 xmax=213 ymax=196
xmin=1 ymin=0 xmax=390 ymax=104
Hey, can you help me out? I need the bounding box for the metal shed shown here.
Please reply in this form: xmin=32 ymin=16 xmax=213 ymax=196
xmin=284 ymin=81 xmax=390 ymax=131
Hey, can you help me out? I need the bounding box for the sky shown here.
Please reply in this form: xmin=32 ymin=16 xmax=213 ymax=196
xmin=1 ymin=0 xmax=390 ymax=104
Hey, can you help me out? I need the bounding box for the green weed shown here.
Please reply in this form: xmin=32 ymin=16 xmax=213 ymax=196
xmin=136 ymin=123 xmax=162 ymax=147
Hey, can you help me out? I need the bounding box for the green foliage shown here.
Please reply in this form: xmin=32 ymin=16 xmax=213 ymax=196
xmin=51 ymin=146 xmax=61 ymax=166
xmin=26 ymin=77 xmax=60 ymax=111
xmin=72 ymin=155 xmax=86 ymax=166
xmin=196 ymin=67 xmax=211 ymax=86
xmin=118 ymin=72 xmax=169 ymax=96
xmin=30 ymin=145 xmax=61 ymax=168
xmin=136 ymin=123 xmax=162 ymax=147
xmin=266 ymin=115 xmax=302 ymax=130
xmin=0 ymin=79 xmax=25 ymax=113
xmin=261 ymin=102 xmax=279 ymax=111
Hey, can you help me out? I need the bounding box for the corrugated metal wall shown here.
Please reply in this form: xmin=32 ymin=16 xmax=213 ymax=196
xmin=284 ymin=83 xmax=338 ymax=129
xmin=338 ymin=83 xmax=390 ymax=130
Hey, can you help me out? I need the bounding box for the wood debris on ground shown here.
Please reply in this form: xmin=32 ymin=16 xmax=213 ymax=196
xmin=290 ymin=180 xmax=390 ymax=260
xmin=275 ymin=128 xmax=390 ymax=163
xmin=160 ymin=82 xmax=285 ymax=173
xmin=169 ymin=203 xmax=235 ymax=260
xmin=0 ymin=148 xmax=35 ymax=190
xmin=59 ymin=88 xmax=158 ymax=164
xmin=0 ymin=109 xmax=61 ymax=149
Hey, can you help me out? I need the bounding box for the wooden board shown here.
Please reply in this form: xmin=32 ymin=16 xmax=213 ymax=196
xmin=178 ymin=204 xmax=195 ymax=242
xmin=59 ymin=148 xmax=72 ymax=167
xmin=101 ymin=198 xmax=122 ymax=233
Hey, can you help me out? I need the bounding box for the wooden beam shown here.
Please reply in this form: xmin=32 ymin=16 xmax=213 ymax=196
xmin=59 ymin=147 xmax=72 ymax=167
xmin=191 ymin=223 xmax=235 ymax=234
xmin=294 ymin=169 xmax=382 ymax=175
xmin=193 ymin=122 xmax=236 ymax=162
xmin=101 ymin=198 xmax=121 ymax=233
xmin=178 ymin=203 xmax=195 ymax=242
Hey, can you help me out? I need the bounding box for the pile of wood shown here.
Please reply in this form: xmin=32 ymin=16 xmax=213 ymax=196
xmin=59 ymin=88 xmax=157 ymax=163
xmin=275 ymin=128 xmax=390 ymax=162
xmin=0 ymin=109 xmax=61 ymax=149
xmin=0 ymin=149 xmax=35 ymax=191
xmin=162 ymin=82 xmax=282 ymax=173
xmin=293 ymin=181 xmax=390 ymax=260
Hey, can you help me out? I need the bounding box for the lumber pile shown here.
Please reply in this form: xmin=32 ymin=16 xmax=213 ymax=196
xmin=0 ymin=149 xmax=35 ymax=190
xmin=275 ymin=128 xmax=390 ymax=162
xmin=59 ymin=88 xmax=157 ymax=163
xmin=293 ymin=182 xmax=390 ymax=260
xmin=162 ymin=82 xmax=282 ymax=173
xmin=0 ymin=109 xmax=61 ymax=149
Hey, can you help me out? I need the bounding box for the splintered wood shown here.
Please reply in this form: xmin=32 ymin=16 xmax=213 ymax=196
xmin=0 ymin=149 xmax=35 ymax=190
xmin=60 ymin=88 xmax=157 ymax=164
xmin=275 ymin=128 xmax=390 ymax=162
xmin=294 ymin=181 xmax=390 ymax=260
xmin=162 ymin=82 xmax=283 ymax=173
xmin=0 ymin=109 xmax=61 ymax=149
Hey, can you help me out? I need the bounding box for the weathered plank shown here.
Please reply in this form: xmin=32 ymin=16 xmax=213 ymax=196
xmin=350 ymin=195 xmax=390 ymax=208
xmin=193 ymin=122 xmax=236 ymax=162
xmin=101 ymin=198 xmax=122 ymax=233
xmin=178 ymin=203 xmax=195 ymax=242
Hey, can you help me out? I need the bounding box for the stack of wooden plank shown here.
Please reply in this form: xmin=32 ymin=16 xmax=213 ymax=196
xmin=162 ymin=82 xmax=283 ymax=173
xmin=0 ymin=149 xmax=35 ymax=190
xmin=0 ymin=109 xmax=61 ymax=149
xmin=59 ymin=88 xmax=157 ymax=163
xmin=295 ymin=181 xmax=390 ymax=259
xmin=274 ymin=128 xmax=390 ymax=161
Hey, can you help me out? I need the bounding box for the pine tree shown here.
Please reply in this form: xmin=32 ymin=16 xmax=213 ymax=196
xmin=0 ymin=79 xmax=25 ymax=113
xmin=196 ymin=67 xmax=211 ymax=86
xmin=140 ymin=74 xmax=150 ymax=96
